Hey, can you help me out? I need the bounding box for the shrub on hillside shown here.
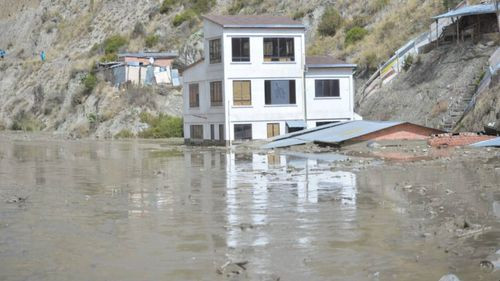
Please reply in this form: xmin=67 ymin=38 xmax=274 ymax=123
xmin=160 ymin=0 xmax=179 ymax=14
xmin=103 ymin=35 xmax=127 ymax=55
xmin=132 ymin=22 xmax=146 ymax=37
xmin=81 ymin=73 xmax=97 ymax=95
xmin=402 ymin=54 xmax=414 ymax=71
xmin=145 ymin=34 xmax=159 ymax=48
xmin=318 ymin=8 xmax=343 ymax=37
xmin=10 ymin=112 xmax=43 ymax=132
xmin=138 ymin=112 xmax=183 ymax=138
xmin=345 ymin=27 xmax=368 ymax=46
xmin=172 ymin=9 xmax=196 ymax=27
xmin=114 ymin=129 xmax=135 ymax=139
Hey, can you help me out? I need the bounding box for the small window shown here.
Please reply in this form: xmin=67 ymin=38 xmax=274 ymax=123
xmin=210 ymin=124 xmax=215 ymax=140
xmin=189 ymin=84 xmax=199 ymax=108
xmin=232 ymin=38 xmax=250 ymax=62
xmin=315 ymin=80 xmax=340 ymax=97
xmin=233 ymin=80 xmax=251 ymax=106
xmin=190 ymin=125 xmax=203 ymax=139
xmin=265 ymin=80 xmax=296 ymax=105
xmin=219 ymin=124 xmax=224 ymax=141
xmin=234 ymin=124 xmax=252 ymax=140
xmin=209 ymin=38 xmax=221 ymax=64
xmin=263 ymin=38 xmax=294 ymax=62
xmin=267 ymin=123 xmax=280 ymax=138
xmin=210 ymin=81 xmax=223 ymax=106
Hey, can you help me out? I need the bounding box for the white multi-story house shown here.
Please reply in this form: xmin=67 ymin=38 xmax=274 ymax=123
xmin=182 ymin=15 xmax=358 ymax=144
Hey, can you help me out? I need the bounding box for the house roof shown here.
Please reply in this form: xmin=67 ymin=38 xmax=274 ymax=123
xmin=262 ymin=121 xmax=444 ymax=149
xmin=306 ymin=56 xmax=357 ymax=68
xmin=202 ymin=15 xmax=305 ymax=29
xmin=432 ymin=3 xmax=498 ymax=19
xmin=181 ymin=58 xmax=204 ymax=73
xmin=118 ymin=51 xmax=178 ymax=59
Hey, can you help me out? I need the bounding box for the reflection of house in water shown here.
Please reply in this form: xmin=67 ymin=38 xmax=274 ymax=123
xmin=224 ymin=152 xmax=357 ymax=248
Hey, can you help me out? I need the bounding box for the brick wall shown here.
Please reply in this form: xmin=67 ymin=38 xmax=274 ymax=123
xmin=428 ymin=133 xmax=496 ymax=147
xmin=351 ymin=123 xmax=443 ymax=142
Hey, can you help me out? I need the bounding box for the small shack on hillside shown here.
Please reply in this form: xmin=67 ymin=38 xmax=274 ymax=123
xmin=262 ymin=121 xmax=445 ymax=149
xmin=433 ymin=3 xmax=499 ymax=44
xmin=99 ymin=51 xmax=181 ymax=87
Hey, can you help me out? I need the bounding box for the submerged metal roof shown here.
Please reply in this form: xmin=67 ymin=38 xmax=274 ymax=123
xmin=262 ymin=121 xmax=405 ymax=149
xmin=203 ymin=15 xmax=305 ymax=29
xmin=432 ymin=4 xmax=498 ymax=19
xmin=286 ymin=120 xmax=307 ymax=128
xmin=470 ymin=137 xmax=500 ymax=147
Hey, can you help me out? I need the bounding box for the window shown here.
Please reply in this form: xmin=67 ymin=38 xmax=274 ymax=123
xmin=233 ymin=80 xmax=251 ymax=106
xmin=263 ymin=38 xmax=294 ymax=62
xmin=210 ymin=124 xmax=215 ymax=140
xmin=190 ymin=125 xmax=203 ymax=139
xmin=219 ymin=124 xmax=224 ymax=140
xmin=209 ymin=81 xmax=223 ymax=106
xmin=209 ymin=38 xmax=221 ymax=64
xmin=265 ymin=80 xmax=296 ymax=105
xmin=267 ymin=123 xmax=280 ymax=138
xmin=234 ymin=124 xmax=252 ymax=140
xmin=232 ymin=38 xmax=250 ymax=62
xmin=315 ymin=80 xmax=340 ymax=97
xmin=316 ymin=121 xmax=339 ymax=127
xmin=189 ymin=84 xmax=199 ymax=108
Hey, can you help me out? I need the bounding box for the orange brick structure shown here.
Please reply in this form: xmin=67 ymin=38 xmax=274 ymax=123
xmin=428 ymin=133 xmax=496 ymax=147
xmin=350 ymin=123 xmax=444 ymax=142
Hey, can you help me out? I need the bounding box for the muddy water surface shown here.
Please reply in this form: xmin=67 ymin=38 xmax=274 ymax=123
xmin=0 ymin=137 xmax=498 ymax=281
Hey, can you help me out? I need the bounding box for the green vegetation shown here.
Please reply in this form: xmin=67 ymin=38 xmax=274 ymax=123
xmin=98 ymin=35 xmax=128 ymax=62
xmin=172 ymin=9 xmax=196 ymax=27
xmin=11 ymin=112 xmax=43 ymax=131
xmin=132 ymin=22 xmax=146 ymax=37
xmin=345 ymin=27 xmax=368 ymax=46
xmin=145 ymin=34 xmax=159 ymax=48
xmin=318 ymin=8 xmax=343 ymax=37
xmin=81 ymin=73 xmax=97 ymax=95
xmin=292 ymin=10 xmax=305 ymax=20
xmin=138 ymin=112 xmax=183 ymax=138
xmin=160 ymin=0 xmax=179 ymax=14
xmin=402 ymin=54 xmax=414 ymax=71
xmin=228 ymin=0 xmax=245 ymax=14
xmin=114 ymin=129 xmax=135 ymax=139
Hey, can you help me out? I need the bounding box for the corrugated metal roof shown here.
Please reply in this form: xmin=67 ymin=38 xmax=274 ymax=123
xmin=470 ymin=137 xmax=500 ymax=147
xmin=432 ymin=4 xmax=497 ymax=19
xmin=262 ymin=121 xmax=404 ymax=149
xmin=118 ymin=52 xmax=178 ymax=59
xmin=286 ymin=120 xmax=307 ymax=128
xmin=203 ymin=15 xmax=305 ymax=29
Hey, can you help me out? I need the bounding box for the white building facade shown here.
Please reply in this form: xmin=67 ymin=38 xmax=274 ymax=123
xmin=182 ymin=15 xmax=358 ymax=144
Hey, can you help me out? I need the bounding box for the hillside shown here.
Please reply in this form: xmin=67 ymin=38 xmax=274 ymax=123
xmin=0 ymin=0 xmax=489 ymax=137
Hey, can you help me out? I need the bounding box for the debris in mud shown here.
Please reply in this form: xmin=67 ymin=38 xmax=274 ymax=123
xmin=216 ymin=260 xmax=248 ymax=277
xmin=5 ymin=196 xmax=28 ymax=204
xmin=438 ymin=274 xmax=460 ymax=281
xmin=479 ymin=249 xmax=500 ymax=273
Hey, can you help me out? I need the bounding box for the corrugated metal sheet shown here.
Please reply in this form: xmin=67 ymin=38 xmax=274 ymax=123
xmin=470 ymin=137 xmax=500 ymax=147
xmin=433 ymin=4 xmax=497 ymax=19
xmin=262 ymin=121 xmax=404 ymax=149
xmin=286 ymin=120 xmax=307 ymax=128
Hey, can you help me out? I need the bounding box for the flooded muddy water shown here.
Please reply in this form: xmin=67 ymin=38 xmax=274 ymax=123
xmin=0 ymin=137 xmax=499 ymax=281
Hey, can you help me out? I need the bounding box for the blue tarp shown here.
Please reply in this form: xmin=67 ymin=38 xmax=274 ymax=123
xmin=432 ymin=4 xmax=497 ymax=19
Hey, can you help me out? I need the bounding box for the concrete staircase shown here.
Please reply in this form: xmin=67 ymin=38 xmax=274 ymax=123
xmin=440 ymin=84 xmax=476 ymax=131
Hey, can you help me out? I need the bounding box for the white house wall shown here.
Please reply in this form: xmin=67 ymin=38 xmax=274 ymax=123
xmin=305 ymin=67 xmax=354 ymax=127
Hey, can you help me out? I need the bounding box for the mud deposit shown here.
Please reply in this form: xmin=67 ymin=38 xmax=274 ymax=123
xmin=0 ymin=134 xmax=499 ymax=281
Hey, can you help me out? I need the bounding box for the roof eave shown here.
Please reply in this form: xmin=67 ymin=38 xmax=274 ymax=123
xmin=307 ymin=64 xmax=357 ymax=68
xmin=223 ymin=24 xmax=306 ymax=29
